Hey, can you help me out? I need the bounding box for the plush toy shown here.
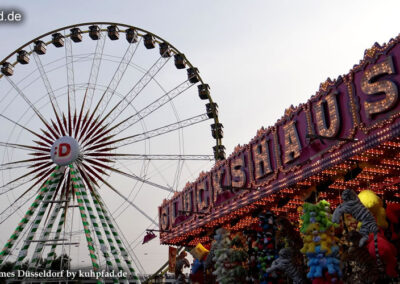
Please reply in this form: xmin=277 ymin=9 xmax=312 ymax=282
xmin=334 ymin=189 xmax=400 ymax=279
xmin=301 ymin=223 xmax=321 ymax=254
xmin=366 ymin=233 xmax=398 ymax=277
xmin=323 ymin=271 xmax=343 ymax=284
xmin=358 ymin=190 xmax=388 ymax=229
xmin=386 ymin=202 xmax=400 ymax=241
xmin=275 ymin=216 xmax=304 ymax=268
xmin=316 ymin=200 xmax=334 ymax=231
xmin=276 ymin=216 xmax=303 ymax=251
xmin=175 ymin=251 xmax=190 ymax=283
xmin=306 ymin=249 xmax=324 ymax=279
xmin=340 ymin=230 xmax=380 ymax=284
xmin=266 ymin=248 xmax=305 ymax=284
xmin=332 ymin=189 xmax=378 ymax=247
xmin=343 ymin=213 xmax=358 ymax=231
xmin=252 ymin=211 xmax=279 ymax=284
xmin=318 ymin=233 xmax=331 ymax=254
xmin=301 ymin=200 xmax=342 ymax=283
xmin=307 ymin=247 xmax=341 ymax=279
xmin=301 ymin=203 xmax=319 ymax=233
xmin=323 ymin=226 xmax=340 ymax=256
xmin=212 ymin=228 xmax=248 ymax=284
xmin=190 ymin=243 xmax=209 ymax=261
xmin=191 ymin=258 xmax=204 ymax=274
xmin=263 ymin=232 xmax=274 ymax=249
xmin=325 ymin=256 xmax=341 ymax=276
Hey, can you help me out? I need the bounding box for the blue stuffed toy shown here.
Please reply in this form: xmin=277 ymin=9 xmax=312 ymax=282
xmin=191 ymin=258 xmax=203 ymax=274
xmin=325 ymin=246 xmax=342 ymax=276
xmin=306 ymin=246 xmax=324 ymax=279
xmin=325 ymin=256 xmax=341 ymax=276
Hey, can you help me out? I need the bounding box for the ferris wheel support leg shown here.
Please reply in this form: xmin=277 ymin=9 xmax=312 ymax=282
xmin=29 ymin=200 xmax=63 ymax=270
xmin=94 ymin=189 xmax=141 ymax=284
xmin=90 ymin=189 xmax=127 ymax=283
xmin=45 ymin=199 xmax=68 ymax=269
xmin=0 ymin=167 xmax=64 ymax=266
xmin=14 ymin=168 xmax=64 ymax=270
xmin=70 ymin=165 xmax=104 ymax=284
xmin=72 ymin=168 xmax=119 ymax=284
xmin=44 ymin=189 xmax=73 ymax=270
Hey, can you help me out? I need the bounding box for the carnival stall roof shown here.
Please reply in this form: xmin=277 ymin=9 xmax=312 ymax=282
xmin=159 ymin=36 xmax=400 ymax=247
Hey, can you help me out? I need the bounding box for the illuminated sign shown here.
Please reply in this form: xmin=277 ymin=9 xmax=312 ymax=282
xmin=159 ymin=38 xmax=400 ymax=237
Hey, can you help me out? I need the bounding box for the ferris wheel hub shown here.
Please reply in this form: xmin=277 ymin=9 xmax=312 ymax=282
xmin=50 ymin=136 xmax=80 ymax=166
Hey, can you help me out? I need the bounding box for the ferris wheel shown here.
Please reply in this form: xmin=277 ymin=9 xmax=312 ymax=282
xmin=0 ymin=22 xmax=224 ymax=282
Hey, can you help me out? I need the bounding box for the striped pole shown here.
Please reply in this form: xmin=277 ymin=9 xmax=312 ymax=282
xmin=29 ymin=201 xmax=62 ymax=269
xmin=74 ymin=174 xmax=119 ymax=284
xmin=94 ymin=189 xmax=140 ymax=283
xmin=69 ymin=165 xmax=103 ymax=284
xmin=45 ymin=201 xmax=67 ymax=269
xmin=14 ymin=168 xmax=64 ymax=269
xmin=0 ymin=167 xmax=63 ymax=266
xmin=90 ymin=189 xmax=126 ymax=283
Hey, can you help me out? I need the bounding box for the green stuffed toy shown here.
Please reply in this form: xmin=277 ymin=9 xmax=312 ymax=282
xmin=315 ymin=200 xmax=335 ymax=232
xmin=300 ymin=203 xmax=319 ymax=233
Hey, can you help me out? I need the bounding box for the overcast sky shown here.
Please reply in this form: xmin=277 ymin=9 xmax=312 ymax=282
xmin=1 ymin=0 xmax=400 ymax=274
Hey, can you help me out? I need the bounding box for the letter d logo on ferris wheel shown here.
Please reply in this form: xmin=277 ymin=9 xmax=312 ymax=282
xmin=50 ymin=136 xmax=80 ymax=166
xmin=56 ymin=143 xmax=71 ymax=157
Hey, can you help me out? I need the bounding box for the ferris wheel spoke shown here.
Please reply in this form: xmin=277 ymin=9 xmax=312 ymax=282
xmin=0 ymin=173 xmax=52 ymax=225
xmin=0 ymin=156 xmax=51 ymax=170
xmin=64 ymin=35 xmax=76 ymax=128
xmin=87 ymin=55 xmax=171 ymax=141
xmin=3 ymin=76 xmax=60 ymax=140
xmin=33 ymin=139 xmax=52 ymax=148
xmin=1 ymin=162 xmax=53 ymax=190
xmin=84 ymin=31 xmax=107 ymax=114
xmin=85 ymin=153 xmax=214 ymax=161
xmin=0 ymin=179 xmax=32 ymax=199
xmin=40 ymin=128 xmax=57 ymax=142
xmin=0 ymin=141 xmax=49 ymax=152
xmin=74 ymin=90 xmax=88 ymax=138
xmin=81 ymin=38 xmax=142 ymax=141
xmin=31 ymin=51 xmax=66 ymax=136
xmin=0 ymin=192 xmax=36 ymax=226
xmin=77 ymin=163 xmax=158 ymax=227
xmin=77 ymin=113 xmax=99 ymax=143
xmin=84 ymin=79 xmax=194 ymax=146
xmin=76 ymin=164 xmax=100 ymax=189
xmin=84 ymin=158 xmax=174 ymax=193
xmin=28 ymin=151 xmax=51 ymax=157
xmin=85 ymin=113 xmax=210 ymax=150
xmin=0 ymin=114 xmax=53 ymax=145
xmin=0 ymin=166 xmax=54 ymax=199
xmin=50 ymin=119 xmax=63 ymax=136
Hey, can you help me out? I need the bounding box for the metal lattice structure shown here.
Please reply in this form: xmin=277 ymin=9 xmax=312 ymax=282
xmin=0 ymin=22 xmax=224 ymax=282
